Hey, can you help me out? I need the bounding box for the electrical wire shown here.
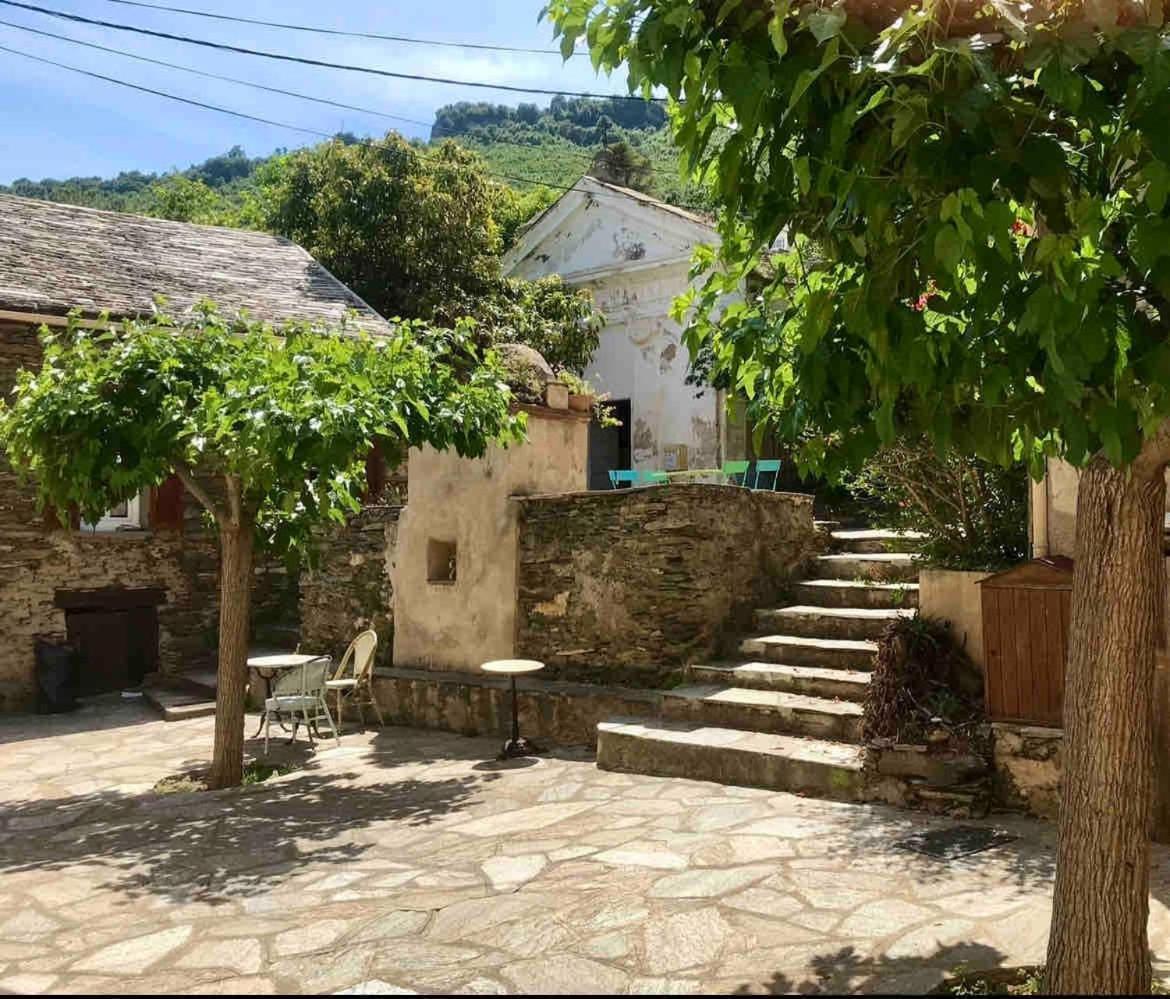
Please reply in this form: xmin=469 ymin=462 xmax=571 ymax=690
xmin=0 ymin=0 xmax=666 ymax=101
xmin=96 ymin=0 xmax=577 ymax=56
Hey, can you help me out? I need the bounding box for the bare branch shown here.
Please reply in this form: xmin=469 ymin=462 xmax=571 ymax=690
xmin=173 ymin=463 xmax=225 ymax=528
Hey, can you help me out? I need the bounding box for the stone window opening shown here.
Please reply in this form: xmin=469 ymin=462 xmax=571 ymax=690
xmin=84 ymin=492 xmax=144 ymax=533
xmin=426 ymin=539 xmax=457 ymax=584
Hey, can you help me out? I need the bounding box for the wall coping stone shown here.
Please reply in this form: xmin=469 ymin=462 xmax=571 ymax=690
xmin=511 ymin=483 xmax=815 ymax=504
xmin=992 ymin=721 xmax=1063 ymax=739
xmin=374 ymin=665 xmax=663 ymax=705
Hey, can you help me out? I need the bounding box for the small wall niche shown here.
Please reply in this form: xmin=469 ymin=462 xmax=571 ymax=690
xmin=426 ymin=538 xmax=457 ymax=584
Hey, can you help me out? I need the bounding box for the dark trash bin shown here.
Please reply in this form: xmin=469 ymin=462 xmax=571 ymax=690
xmin=35 ymin=638 xmax=80 ymax=713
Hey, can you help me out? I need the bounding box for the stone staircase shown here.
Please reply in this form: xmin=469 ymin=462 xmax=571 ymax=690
xmin=597 ymin=528 xmax=923 ymax=801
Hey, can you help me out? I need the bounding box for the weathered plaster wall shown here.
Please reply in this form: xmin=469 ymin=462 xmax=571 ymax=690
xmin=514 ymin=484 xmax=818 ymax=685
xmin=919 ymin=568 xmax=992 ymax=670
xmin=579 ymin=262 xmax=723 ymax=471
xmin=299 ymin=506 xmax=399 ymax=666
xmin=391 ymin=409 xmax=590 ymax=672
xmin=505 ymin=183 xmax=732 ymax=474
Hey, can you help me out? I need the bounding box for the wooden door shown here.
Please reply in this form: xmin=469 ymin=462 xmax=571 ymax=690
xmin=67 ymin=609 xmax=131 ymax=696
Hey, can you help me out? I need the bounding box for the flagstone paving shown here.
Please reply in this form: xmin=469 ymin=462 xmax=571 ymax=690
xmin=4 ymin=701 xmax=1170 ymax=994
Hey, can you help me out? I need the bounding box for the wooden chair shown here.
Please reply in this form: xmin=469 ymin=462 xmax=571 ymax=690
xmin=324 ymin=630 xmax=383 ymax=730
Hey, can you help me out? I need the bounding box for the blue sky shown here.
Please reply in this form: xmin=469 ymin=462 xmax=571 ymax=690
xmin=0 ymin=0 xmax=621 ymax=183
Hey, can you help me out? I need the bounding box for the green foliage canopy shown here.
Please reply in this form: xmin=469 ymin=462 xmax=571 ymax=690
xmin=255 ymin=136 xmax=504 ymax=323
xmin=549 ymin=0 xmax=1170 ymax=478
xmin=0 ymin=306 xmax=524 ymax=558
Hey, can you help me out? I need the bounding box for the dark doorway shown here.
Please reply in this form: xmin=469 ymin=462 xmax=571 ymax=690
xmin=56 ymin=588 xmax=163 ymax=695
xmin=587 ymin=398 xmax=632 ymax=490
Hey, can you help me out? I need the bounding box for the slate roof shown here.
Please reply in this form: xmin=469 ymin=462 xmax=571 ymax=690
xmin=0 ymin=193 xmax=392 ymax=334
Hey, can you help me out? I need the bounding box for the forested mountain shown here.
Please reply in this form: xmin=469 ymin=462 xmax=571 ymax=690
xmin=0 ymin=97 xmax=712 ymax=227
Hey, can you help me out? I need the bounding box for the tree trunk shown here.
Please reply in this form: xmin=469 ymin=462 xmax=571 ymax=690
xmin=1046 ymin=454 xmax=1166 ymax=994
xmin=206 ymin=521 xmax=254 ymax=789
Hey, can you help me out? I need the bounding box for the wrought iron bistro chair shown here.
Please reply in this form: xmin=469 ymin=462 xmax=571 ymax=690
xmin=324 ymin=630 xmax=383 ymax=730
xmin=264 ymin=656 xmax=339 ymax=753
xmin=721 ymin=459 xmax=751 ymax=486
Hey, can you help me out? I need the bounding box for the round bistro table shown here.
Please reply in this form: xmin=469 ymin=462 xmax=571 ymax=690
xmin=247 ymin=653 xmax=330 ymax=739
xmin=481 ymin=659 xmax=545 ymax=759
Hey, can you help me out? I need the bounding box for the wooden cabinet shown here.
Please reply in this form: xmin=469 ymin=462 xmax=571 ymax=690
xmin=980 ymin=558 xmax=1072 ymax=728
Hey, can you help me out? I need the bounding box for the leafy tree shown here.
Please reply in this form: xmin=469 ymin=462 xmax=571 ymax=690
xmin=0 ymin=307 xmax=522 ymax=788
xmin=550 ymin=0 xmax=1170 ymax=991
xmin=256 ymin=132 xmax=604 ymax=370
xmin=591 ymin=140 xmax=656 ymax=191
xmin=452 ymin=276 xmax=605 ymax=374
xmin=255 ymin=135 xmax=503 ymax=322
xmin=142 ymin=175 xmax=223 ymax=224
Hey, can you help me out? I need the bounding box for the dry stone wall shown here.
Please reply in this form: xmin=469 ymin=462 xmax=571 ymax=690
xmin=299 ymin=506 xmax=399 ymax=666
xmin=514 ymin=483 xmax=817 ymax=686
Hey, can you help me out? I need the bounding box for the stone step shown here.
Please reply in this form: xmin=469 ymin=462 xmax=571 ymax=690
xmin=754 ymin=604 xmax=915 ymax=641
xmin=689 ymin=661 xmax=871 ymax=702
xmin=596 ymin=717 xmax=868 ymax=800
xmin=739 ymin=633 xmax=878 ymax=671
xmin=792 ymin=578 xmax=919 ymax=610
xmin=811 ymin=552 xmax=921 ymax=583
xmin=142 ymin=682 xmax=216 ymax=721
xmin=660 ymin=684 xmax=864 ymax=742
xmin=831 ymin=528 xmax=925 ymax=555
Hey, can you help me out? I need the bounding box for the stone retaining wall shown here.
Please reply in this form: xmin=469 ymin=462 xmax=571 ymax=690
xmin=372 ymin=667 xmax=660 ymax=747
xmin=514 ymin=484 xmax=818 ymax=685
xmin=992 ymin=722 xmax=1063 ymax=819
xmin=299 ymin=506 xmax=399 ymax=665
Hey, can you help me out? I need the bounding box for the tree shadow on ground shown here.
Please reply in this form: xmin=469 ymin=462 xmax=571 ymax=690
xmin=0 ymin=736 xmax=503 ymax=906
xmin=733 ymin=940 xmax=1010 ymax=994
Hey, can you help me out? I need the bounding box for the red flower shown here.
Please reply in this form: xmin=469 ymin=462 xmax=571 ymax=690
xmin=1011 ymin=219 xmax=1033 ymax=237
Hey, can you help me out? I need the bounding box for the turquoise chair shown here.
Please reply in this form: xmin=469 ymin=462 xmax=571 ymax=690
xmin=641 ymin=471 xmax=669 ymax=485
xmin=608 ymin=469 xmax=639 ymax=489
xmin=750 ymin=459 xmax=783 ymax=491
xmin=721 ymin=460 xmax=750 ymax=487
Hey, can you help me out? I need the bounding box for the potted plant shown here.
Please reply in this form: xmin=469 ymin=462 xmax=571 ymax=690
xmin=557 ymin=369 xmax=595 ymax=413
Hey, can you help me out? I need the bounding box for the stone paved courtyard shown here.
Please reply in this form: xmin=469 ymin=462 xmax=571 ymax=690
xmin=5 ymin=703 xmax=1170 ymax=994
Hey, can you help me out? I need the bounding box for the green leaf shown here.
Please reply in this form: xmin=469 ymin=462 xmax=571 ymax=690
xmin=807 ymin=6 xmax=846 ymax=44
xmin=934 ymin=226 xmax=963 ymax=274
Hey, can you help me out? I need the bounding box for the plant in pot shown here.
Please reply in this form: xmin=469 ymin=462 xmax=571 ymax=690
xmin=556 ymin=369 xmax=621 ymax=428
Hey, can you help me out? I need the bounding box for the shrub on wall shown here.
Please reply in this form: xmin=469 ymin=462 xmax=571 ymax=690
xmin=845 ymin=439 xmax=1027 ymax=571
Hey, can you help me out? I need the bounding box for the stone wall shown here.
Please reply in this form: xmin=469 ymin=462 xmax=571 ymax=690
xmin=299 ymin=506 xmax=399 ymax=666
xmin=514 ymin=483 xmax=818 ymax=685
xmin=373 ymin=667 xmax=661 ymax=748
xmin=991 ymin=722 xmax=1063 ymax=819
xmin=0 ymin=319 xmax=297 ymax=710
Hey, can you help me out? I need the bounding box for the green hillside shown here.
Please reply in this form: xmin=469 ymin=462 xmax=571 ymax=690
xmin=0 ymin=98 xmax=713 ymax=227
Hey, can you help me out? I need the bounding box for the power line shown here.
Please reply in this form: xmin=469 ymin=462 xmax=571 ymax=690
xmin=97 ymin=0 xmax=577 ymax=56
xmin=1 ymin=42 xmax=705 ymax=207
xmin=0 ymin=17 xmax=690 ymax=181
xmin=0 ymin=0 xmax=667 ymax=102
xmin=0 ymin=42 xmax=331 ymax=136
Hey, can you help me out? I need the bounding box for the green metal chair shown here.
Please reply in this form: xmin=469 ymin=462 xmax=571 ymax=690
xmin=750 ymin=459 xmax=783 ymax=490
xmin=722 ymin=460 xmax=750 ymax=486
